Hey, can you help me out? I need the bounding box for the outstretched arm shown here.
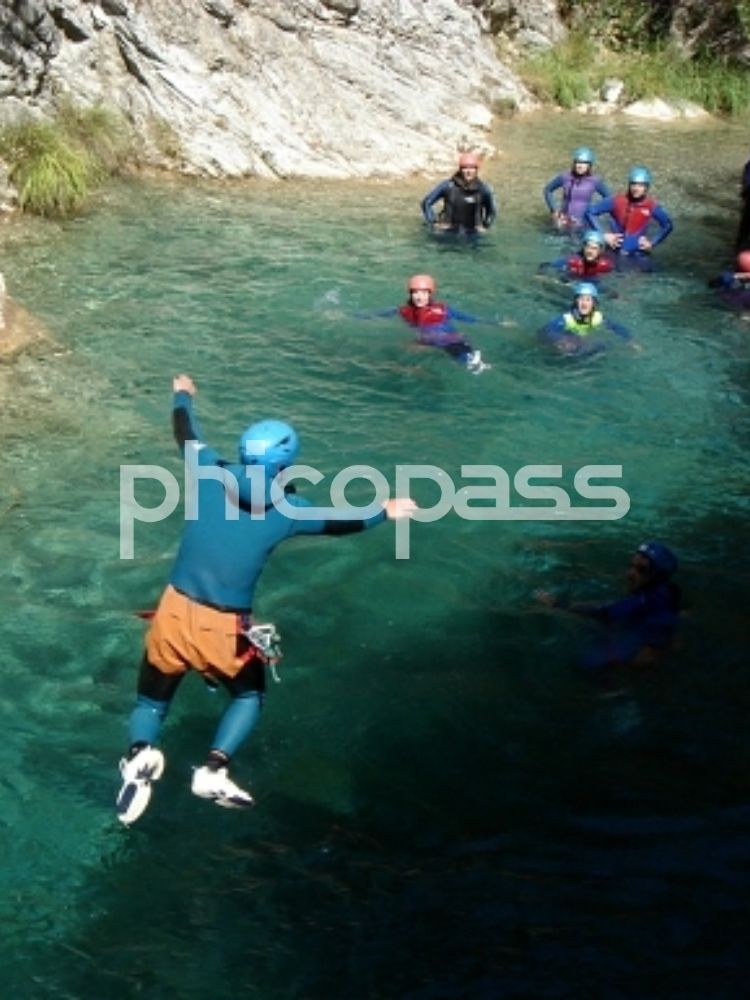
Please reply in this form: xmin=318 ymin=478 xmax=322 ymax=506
xmin=535 ymin=590 xmax=610 ymax=621
xmin=172 ymin=374 xmax=202 ymax=453
xmin=605 ymin=317 xmax=633 ymax=341
xmin=171 ymin=374 xmax=223 ymax=463
xmin=292 ymin=497 xmax=418 ymax=536
xmin=354 ymin=306 xmax=400 ymax=320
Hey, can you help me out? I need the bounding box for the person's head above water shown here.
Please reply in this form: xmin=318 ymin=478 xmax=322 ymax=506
xmin=581 ymin=229 xmax=605 ymax=259
xmin=238 ymin=419 xmax=300 ymax=477
xmin=572 ymin=280 xmax=599 ymax=315
xmin=628 ymin=539 xmax=679 ymax=589
xmin=571 ymin=146 xmax=595 ymax=173
xmin=457 ymin=151 xmax=481 ymax=177
xmin=627 ymin=165 xmax=652 ymax=196
xmin=407 ymin=273 xmax=436 ymax=306
xmin=737 ymin=249 xmax=750 ymax=273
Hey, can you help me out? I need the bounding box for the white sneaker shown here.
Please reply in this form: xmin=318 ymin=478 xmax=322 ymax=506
xmin=116 ymin=746 xmax=165 ymax=825
xmin=191 ymin=765 xmax=254 ymax=809
xmin=466 ymin=350 xmax=490 ymax=374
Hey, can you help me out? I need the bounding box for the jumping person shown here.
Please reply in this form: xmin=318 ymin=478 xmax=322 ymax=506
xmin=116 ymin=374 xmax=417 ymax=825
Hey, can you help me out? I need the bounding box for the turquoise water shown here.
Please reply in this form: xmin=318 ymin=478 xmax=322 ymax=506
xmin=1 ymin=113 xmax=749 ymax=998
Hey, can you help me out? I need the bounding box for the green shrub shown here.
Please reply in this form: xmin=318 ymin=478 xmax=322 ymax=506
xmin=0 ymin=104 xmax=130 ymax=217
xmin=57 ymin=101 xmax=130 ymax=175
xmin=520 ymin=32 xmax=750 ymax=117
xmin=521 ymin=35 xmax=600 ymax=107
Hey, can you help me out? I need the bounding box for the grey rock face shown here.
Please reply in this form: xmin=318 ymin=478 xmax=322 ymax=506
xmin=0 ymin=0 xmax=541 ymax=178
xmin=473 ymin=0 xmax=565 ymax=50
xmin=0 ymin=1 xmax=60 ymax=98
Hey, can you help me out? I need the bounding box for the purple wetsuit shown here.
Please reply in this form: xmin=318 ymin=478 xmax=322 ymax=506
xmin=543 ymin=172 xmax=610 ymax=222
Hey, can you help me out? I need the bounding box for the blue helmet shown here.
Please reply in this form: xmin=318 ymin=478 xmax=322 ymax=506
xmin=573 ymin=281 xmax=599 ymax=300
xmin=637 ymin=540 xmax=678 ymax=579
xmin=628 ymin=165 xmax=652 ymax=186
xmin=238 ymin=419 xmax=299 ymax=475
xmin=572 ymin=146 xmax=595 ymax=164
xmin=582 ymin=229 xmax=604 ymax=247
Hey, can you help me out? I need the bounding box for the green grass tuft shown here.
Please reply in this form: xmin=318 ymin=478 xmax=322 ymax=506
xmin=0 ymin=104 xmax=131 ymax=217
xmin=520 ymin=33 xmax=750 ymax=117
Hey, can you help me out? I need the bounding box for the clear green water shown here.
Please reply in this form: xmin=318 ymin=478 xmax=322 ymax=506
xmin=1 ymin=113 xmax=749 ymax=998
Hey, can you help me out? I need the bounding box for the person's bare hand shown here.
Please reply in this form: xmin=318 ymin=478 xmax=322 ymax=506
xmin=533 ymin=589 xmax=558 ymax=607
xmin=173 ymin=374 xmax=196 ymax=395
xmin=383 ymin=498 xmax=418 ymax=520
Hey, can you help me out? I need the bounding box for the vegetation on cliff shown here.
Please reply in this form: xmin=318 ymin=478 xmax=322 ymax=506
xmin=520 ymin=0 xmax=750 ymax=114
xmin=0 ymin=104 xmax=130 ymax=217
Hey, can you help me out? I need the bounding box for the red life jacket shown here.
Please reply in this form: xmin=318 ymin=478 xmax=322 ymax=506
xmin=611 ymin=193 xmax=657 ymax=235
xmin=398 ymin=301 xmax=450 ymax=328
xmin=567 ymin=255 xmax=614 ymax=276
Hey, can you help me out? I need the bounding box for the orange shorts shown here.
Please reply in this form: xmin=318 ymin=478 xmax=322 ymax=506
xmin=145 ymin=585 xmax=250 ymax=679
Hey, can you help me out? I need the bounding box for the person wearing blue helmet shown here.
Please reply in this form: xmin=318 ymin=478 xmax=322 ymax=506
xmin=538 ymin=281 xmax=632 ymax=355
xmin=543 ymin=146 xmax=611 ymax=230
xmin=535 ymin=539 xmax=682 ymax=671
xmin=538 ymin=229 xmax=615 ymax=282
xmin=586 ymin=165 xmax=673 ymax=263
xmin=116 ymin=373 xmax=417 ymax=825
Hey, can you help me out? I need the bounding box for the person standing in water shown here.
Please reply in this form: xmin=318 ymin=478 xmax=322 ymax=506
xmin=421 ymin=152 xmax=497 ymax=235
xmin=586 ymin=166 xmax=673 ymax=264
xmin=543 ymin=146 xmax=611 ymax=231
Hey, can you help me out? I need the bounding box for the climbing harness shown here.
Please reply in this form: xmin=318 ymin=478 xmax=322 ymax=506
xmin=242 ymin=622 xmax=283 ymax=683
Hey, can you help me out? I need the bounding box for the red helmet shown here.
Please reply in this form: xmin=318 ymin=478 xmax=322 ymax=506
xmin=408 ymin=274 xmax=435 ymax=293
xmin=457 ymin=152 xmax=480 ymax=169
xmin=737 ymin=250 xmax=750 ymax=273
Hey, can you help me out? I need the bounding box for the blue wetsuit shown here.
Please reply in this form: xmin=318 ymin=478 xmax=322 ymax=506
xmin=539 ymin=307 xmax=631 ymax=356
xmin=708 ymin=271 xmax=750 ymax=309
xmin=365 ymin=302 xmax=485 ymax=365
xmin=565 ymin=583 xmax=681 ymax=670
xmin=543 ymin=171 xmax=610 ymax=223
xmin=128 ymin=391 xmax=387 ymax=760
xmin=398 ymin=303 xmax=480 ymax=356
xmin=421 ymin=174 xmax=497 ymax=232
xmin=586 ymin=193 xmax=673 ymax=256
xmin=170 ymin=391 xmax=384 ymax=610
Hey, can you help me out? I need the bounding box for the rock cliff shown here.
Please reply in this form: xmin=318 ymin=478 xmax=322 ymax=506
xmin=0 ymin=0 xmax=559 ymax=179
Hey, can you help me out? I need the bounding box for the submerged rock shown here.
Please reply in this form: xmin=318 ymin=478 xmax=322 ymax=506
xmin=0 ymin=277 xmax=52 ymax=359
